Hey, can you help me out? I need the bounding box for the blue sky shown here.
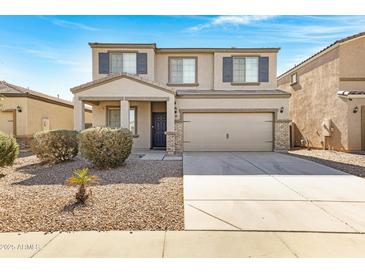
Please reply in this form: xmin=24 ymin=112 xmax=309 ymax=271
xmin=1 ymin=15 xmax=365 ymax=100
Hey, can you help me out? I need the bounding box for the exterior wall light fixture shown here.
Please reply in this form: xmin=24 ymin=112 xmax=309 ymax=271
xmin=280 ymin=107 xmax=284 ymax=113
xmin=16 ymin=105 xmax=22 ymax=112
xmin=353 ymin=106 xmax=359 ymax=114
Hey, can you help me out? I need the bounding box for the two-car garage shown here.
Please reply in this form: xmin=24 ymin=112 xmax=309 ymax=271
xmin=183 ymin=112 xmax=274 ymax=151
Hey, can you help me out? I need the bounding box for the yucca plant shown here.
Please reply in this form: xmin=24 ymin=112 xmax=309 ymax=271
xmin=66 ymin=168 xmax=98 ymax=204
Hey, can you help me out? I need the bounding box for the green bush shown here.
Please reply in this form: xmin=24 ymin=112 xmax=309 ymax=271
xmin=0 ymin=132 xmax=19 ymax=167
xmin=31 ymin=129 xmax=78 ymax=163
xmin=79 ymin=127 xmax=133 ymax=169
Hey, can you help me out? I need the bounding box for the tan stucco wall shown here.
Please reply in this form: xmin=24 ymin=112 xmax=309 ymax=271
xmin=213 ymin=52 xmax=277 ymax=90
xmin=27 ymin=98 xmax=74 ymax=134
xmin=92 ymin=47 xmax=155 ymax=81
xmin=278 ymin=36 xmax=365 ymax=151
xmin=176 ymin=97 xmax=289 ymax=120
xmin=92 ymin=100 xmax=151 ymax=149
xmin=278 ymin=48 xmax=351 ymax=150
xmin=91 ymin=47 xmax=277 ymax=91
xmin=339 ymin=36 xmax=365 ymax=79
xmin=155 ymin=53 xmax=214 ymax=90
xmin=338 ymin=36 xmax=365 ymax=150
xmin=1 ymin=96 xmax=91 ymax=137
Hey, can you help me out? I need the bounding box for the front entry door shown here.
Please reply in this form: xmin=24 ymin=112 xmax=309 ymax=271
xmin=152 ymin=112 xmax=166 ymax=148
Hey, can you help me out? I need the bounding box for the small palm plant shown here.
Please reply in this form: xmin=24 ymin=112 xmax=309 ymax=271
xmin=66 ymin=168 xmax=98 ymax=204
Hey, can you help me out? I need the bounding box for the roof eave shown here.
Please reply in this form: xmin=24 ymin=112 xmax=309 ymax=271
xmin=88 ymin=43 xmax=157 ymax=49
xmin=71 ymin=73 xmax=175 ymax=95
xmin=156 ymin=48 xmax=280 ymax=53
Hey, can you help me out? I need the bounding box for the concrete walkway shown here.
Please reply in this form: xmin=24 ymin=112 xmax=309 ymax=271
xmin=2 ymin=230 xmax=365 ymax=258
xmin=132 ymin=149 xmax=182 ymax=161
xmin=184 ymin=152 xmax=365 ymax=232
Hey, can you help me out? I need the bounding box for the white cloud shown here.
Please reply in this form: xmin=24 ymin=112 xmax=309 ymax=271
xmin=52 ymin=19 xmax=100 ymax=31
xmin=187 ymin=15 xmax=275 ymax=31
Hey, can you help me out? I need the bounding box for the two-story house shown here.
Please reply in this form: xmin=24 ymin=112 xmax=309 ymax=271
xmin=278 ymin=32 xmax=365 ymax=151
xmin=71 ymin=43 xmax=290 ymax=154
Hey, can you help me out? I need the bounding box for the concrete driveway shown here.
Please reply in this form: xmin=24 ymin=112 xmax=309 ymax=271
xmin=183 ymin=152 xmax=365 ymax=232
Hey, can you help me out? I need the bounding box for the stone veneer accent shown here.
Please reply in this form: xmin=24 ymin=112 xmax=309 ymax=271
xmin=274 ymin=120 xmax=290 ymax=151
xmin=166 ymin=132 xmax=176 ymax=155
xmin=174 ymin=120 xmax=184 ymax=153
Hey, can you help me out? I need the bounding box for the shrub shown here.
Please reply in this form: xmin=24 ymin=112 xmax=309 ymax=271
xmin=79 ymin=127 xmax=133 ymax=168
xmin=0 ymin=132 xmax=19 ymax=167
xmin=67 ymin=168 xmax=98 ymax=204
xmin=31 ymin=129 xmax=78 ymax=163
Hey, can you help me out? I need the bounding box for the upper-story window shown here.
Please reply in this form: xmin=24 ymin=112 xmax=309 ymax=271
xmin=290 ymin=72 xmax=298 ymax=85
xmin=169 ymin=57 xmax=196 ymax=84
xmin=110 ymin=52 xmax=137 ymax=74
xmin=232 ymin=56 xmax=259 ymax=83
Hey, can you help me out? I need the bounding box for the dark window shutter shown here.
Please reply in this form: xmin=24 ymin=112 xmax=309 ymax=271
xmin=99 ymin=53 xmax=109 ymax=74
xmin=137 ymin=53 xmax=148 ymax=74
xmin=222 ymin=57 xmax=233 ymax=82
xmin=259 ymin=56 xmax=269 ymax=82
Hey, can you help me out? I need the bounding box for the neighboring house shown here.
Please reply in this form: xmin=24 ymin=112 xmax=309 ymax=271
xmin=71 ymin=43 xmax=290 ymax=154
xmin=278 ymin=32 xmax=365 ymax=151
xmin=0 ymin=81 xmax=92 ymax=146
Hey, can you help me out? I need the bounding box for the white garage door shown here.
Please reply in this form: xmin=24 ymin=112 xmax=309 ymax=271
xmin=183 ymin=112 xmax=273 ymax=151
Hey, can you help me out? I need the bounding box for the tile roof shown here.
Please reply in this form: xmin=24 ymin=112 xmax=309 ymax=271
xmin=278 ymin=31 xmax=365 ymax=79
xmin=0 ymin=81 xmax=74 ymax=106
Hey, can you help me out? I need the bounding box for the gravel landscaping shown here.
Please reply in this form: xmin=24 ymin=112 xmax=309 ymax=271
xmin=289 ymin=149 xmax=365 ymax=178
xmin=0 ymin=151 xmax=183 ymax=232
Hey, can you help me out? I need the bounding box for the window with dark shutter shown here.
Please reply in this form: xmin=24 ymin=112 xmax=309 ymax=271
xmin=259 ymin=56 xmax=269 ymax=82
xmin=222 ymin=57 xmax=233 ymax=82
xmin=137 ymin=53 xmax=148 ymax=74
xmin=99 ymin=52 xmax=109 ymax=74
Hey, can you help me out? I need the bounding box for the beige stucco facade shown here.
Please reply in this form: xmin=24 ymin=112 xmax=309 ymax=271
xmin=72 ymin=43 xmax=290 ymax=154
xmin=213 ymin=52 xmax=277 ymax=90
xmin=0 ymin=95 xmax=92 ymax=145
xmin=155 ymin=53 xmax=214 ymax=90
xmin=278 ymin=34 xmax=365 ymax=151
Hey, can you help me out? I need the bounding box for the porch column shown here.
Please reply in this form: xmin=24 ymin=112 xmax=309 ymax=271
xmin=120 ymin=99 xmax=130 ymax=129
xmin=73 ymin=96 xmax=85 ymax=131
xmin=166 ymin=97 xmax=176 ymax=155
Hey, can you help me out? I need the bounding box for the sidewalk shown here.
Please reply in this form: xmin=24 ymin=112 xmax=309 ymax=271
xmin=1 ymin=230 xmax=365 ymax=258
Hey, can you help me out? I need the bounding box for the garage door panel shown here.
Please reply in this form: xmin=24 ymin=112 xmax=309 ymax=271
xmin=184 ymin=113 xmax=273 ymax=151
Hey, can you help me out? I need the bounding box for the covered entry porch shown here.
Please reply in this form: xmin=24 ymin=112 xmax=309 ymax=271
xmin=71 ymin=73 xmax=176 ymax=154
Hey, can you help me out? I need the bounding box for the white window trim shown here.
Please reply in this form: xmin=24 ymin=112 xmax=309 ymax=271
xmin=168 ymin=57 xmax=197 ymax=85
xmin=290 ymin=72 xmax=298 ymax=85
xmin=109 ymin=52 xmax=137 ymax=74
xmin=232 ymin=56 xmax=259 ymax=83
xmin=106 ymin=106 xmax=137 ymax=135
